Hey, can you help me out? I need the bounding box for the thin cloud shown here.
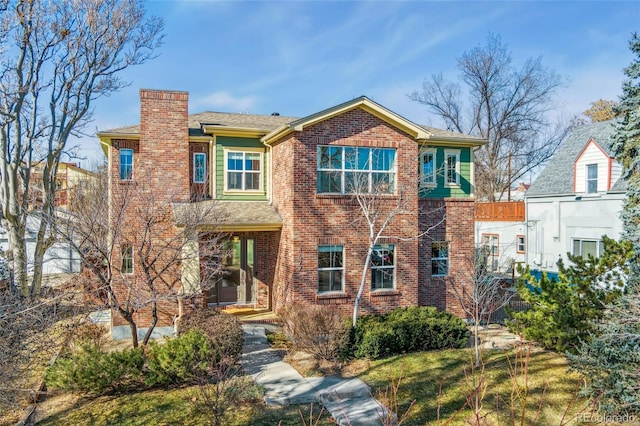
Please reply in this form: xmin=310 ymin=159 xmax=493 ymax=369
xmin=193 ymin=92 xmax=258 ymax=113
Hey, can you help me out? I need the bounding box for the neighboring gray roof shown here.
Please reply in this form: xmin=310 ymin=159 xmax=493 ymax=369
xmin=420 ymin=125 xmax=485 ymax=141
xmin=173 ymin=200 xmax=282 ymax=229
xmin=526 ymin=121 xmax=625 ymax=197
xmin=101 ymin=112 xmax=298 ymax=137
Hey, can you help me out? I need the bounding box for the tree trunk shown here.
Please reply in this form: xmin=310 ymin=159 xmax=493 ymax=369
xmin=353 ymin=247 xmax=373 ymax=327
xmin=7 ymin=225 xmax=29 ymax=297
xmin=142 ymin=301 xmax=158 ymax=346
xmin=119 ymin=309 xmax=139 ymax=348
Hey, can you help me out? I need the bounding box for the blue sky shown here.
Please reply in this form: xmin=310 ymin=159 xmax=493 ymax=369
xmin=76 ymin=0 xmax=640 ymax=166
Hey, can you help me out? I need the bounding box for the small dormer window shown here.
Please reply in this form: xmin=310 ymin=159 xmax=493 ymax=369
xmin=586 ymin=164 xmax=598 ymax=193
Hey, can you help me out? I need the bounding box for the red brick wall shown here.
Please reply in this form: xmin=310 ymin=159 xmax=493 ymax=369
xmin=270 ymin=108 xmax=421 ymax=317
xmin=418 ymin=198 xmax=475 ymax=318
xmin=109 ymin=90 xmax=190 ymax=330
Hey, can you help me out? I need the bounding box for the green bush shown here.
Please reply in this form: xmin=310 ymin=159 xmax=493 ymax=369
xmin=46 ymin=342 xmax=145 ymax=394
xmin=145 ymin=329 xmax=214 ymax=387
xmin=351 ymin=307 xmax=469 ymax=359
xmin=177 ymin=309 xmax=243 ymax=362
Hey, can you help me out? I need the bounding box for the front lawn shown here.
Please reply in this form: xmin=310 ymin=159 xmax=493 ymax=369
xmin=32 ymin=344 xmax=590 ymax=425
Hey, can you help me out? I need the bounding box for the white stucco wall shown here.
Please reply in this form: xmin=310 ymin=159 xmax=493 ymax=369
xmin=525 ymin=192 xmax=625 ymax=273
xmin=475 ymin=220 xmax=527 ymax=273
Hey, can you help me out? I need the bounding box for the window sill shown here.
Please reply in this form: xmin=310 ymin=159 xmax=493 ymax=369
xmin=444 ymin=183 xmax=461 ymax=188
xmin=223 ymin=190 xmax=265 ymax=195
xmin=420 ymin=183 xmax=437 ymax=189
xmin=316 ymin=193 xmax=398 ymax=199
xmin=316 ymin=292 xmax=349 ymax=300
xmin=370 ymin=289 xmax=400 ymax=296
xmin=431 ymin=275 xmax=448 ymax=279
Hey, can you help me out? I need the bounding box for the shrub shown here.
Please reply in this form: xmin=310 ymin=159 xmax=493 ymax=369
xmin=280 ymin=303 xmax=351 ymax=361
xmin=351 ymin=307 xmax=469 ymax=359
xmin=145 ymin=329 xmax=214 ymax=387
xmin=178 ymin=309 xmax=243 ymax=362
xmin=46 ymin=342 xmax=145 ymax=394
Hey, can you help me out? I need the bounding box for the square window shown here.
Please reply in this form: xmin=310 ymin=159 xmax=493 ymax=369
xmin=225 ymin=150 xmax=263 ymax=192
xmin=318 ymin=245 xmax=344 ymax=293
xmin=371 ymin=244 xmax=395 ymax=290
xmin=431 ymin=242 xmax=449 ymax=277
xmin=119 ymin=149 xmax=133 ymax=180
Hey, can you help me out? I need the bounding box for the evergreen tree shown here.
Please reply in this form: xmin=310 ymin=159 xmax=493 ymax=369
xmin=509 ymin=236 xmax=631 ymax=352
xmin=612 ymin=32 xmax=640 ymax=291
xmin=569 ymin=33 xmax=640 ymax=416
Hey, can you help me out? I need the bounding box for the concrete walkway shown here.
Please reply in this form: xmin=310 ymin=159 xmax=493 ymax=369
xmin=241 ymin=324 xmax=394 ymax=426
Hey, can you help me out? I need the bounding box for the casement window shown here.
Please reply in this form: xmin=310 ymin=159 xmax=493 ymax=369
xmin=421 ymin=150 xmax=436 ymax=186
xmin=586 ymin=164 xmax=598 ymax=193
xmin=482 ymin=234 xmax=499 ymax=272
xmin=317 ymin=146 xmax=396 ymax=194
xmin=225 ymin=150 xmax=262 ymax=192
xmin=516 ymin=235 xmax=526 ymax=254
xmin=445 ymin=149 xmax=460 ymax=186
xmin=318 ymin=245 xmax=344 ymax=293
xmin=119 ymin=149 xmax=133 ymax=180
xmin=121 ymin=245 xmax=133 ymax=274
xmin=431 ymin=242 xmax=449 ymax=277
xmin=572 ymin=239 xmax=603 ymax=259
xmin=193 ymin=153 xmax=207 ymax=184
xmin=371 ymin=244 xmax=395 ymax=290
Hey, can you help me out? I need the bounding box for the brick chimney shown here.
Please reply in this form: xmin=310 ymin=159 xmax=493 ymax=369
xmin=139 ymin=89 xmax=190 ymax=202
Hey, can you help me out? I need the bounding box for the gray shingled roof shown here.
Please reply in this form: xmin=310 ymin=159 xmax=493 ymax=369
xmin=173 ymin=200 xmax=282 ymax=228
xmin=101 ymin=112 xmax=298 ymax=137
xmin=526 ymin=121 xmax=626 ymax=197
xmin=101 ymin=108 xmax=478 ymax=142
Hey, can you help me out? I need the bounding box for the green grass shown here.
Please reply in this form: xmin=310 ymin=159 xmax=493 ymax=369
xmin=359 ymin=346 xmax=590 ymax=425
xmin=35 ymin=346 xmax=588 ymax=426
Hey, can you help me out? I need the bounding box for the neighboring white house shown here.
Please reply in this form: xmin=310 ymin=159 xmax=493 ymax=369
xmin=524 ymin=121 xmax=625 ymax=273
xmin=475 ymin=201 xmax=527 ymax=274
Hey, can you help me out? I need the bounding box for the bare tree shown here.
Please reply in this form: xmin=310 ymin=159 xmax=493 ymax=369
xmin=0 ymin=0 xmax=163 ymax=297
xmin=449 ymin=248 xmax=515 ymax=368
xmin=341 ymin=147 xmax=444 ymax=326
xmin=56 ymin=169 xmax=227 ymax=347
xmin=410 ymin=33 xmax=570 ymax=201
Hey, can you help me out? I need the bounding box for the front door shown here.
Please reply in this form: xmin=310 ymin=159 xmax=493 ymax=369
xmin=207 ymin=236 xmax=255 ymax=305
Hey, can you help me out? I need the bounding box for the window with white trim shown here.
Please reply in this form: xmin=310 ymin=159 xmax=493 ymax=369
xmin=586 ymin=164 xmax=598 ymax=194
xmin=121 ymin=245 xmax=133 ymax=274
xmin=318 ymin=245 xmax=344 ymax=293
xmin=572 ymin=239 xmax=603 ymax=259
xmin=371 ymin=244 xmax=395 ymax=290
xmin=482 ymin=234 xmax=499 ymax=272
xmin=431 ymin=242 xmax=449 ymax=277
xmin=225 ymin=150 xmax=263 ymax=192
xmin=317 ymin=146 xmax=396 ymax=194
xmin=120 ymin=149 xmax=133 ymax=180
xmin=445 ymin=150 xmax=460 ymax=185
xmin=516 ymin=235 xmax=526 ymax=254
xmin=421 ymin=150 xmax=436 ymax=186
xmin=193 ymin=152 xmax=207 ymax=183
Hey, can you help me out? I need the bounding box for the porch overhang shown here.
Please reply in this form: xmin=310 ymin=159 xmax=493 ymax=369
xmin=173 ymin=200 xmax=282 ymax=232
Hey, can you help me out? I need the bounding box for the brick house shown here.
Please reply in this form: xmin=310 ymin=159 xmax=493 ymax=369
xmin=97 ymin=89 xmax=486 ymax=339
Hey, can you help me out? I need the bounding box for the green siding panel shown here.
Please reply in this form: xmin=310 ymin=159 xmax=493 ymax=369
xmin=215 ymin=136 xmax=268 ymax=201
xmin=420 ymin=146 xmax=473 ymax=198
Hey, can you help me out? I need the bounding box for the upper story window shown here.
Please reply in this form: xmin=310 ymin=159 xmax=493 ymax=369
xmin=318 ymin=245 xmax=344 ymax=293
xmin=225 ymin=149 xmax=263 ymax=192
xmin=371 ymin=244 xmax=395 ymax=290
xmin=193 ymin=153 xmax=207 ymax=184
xmin=120 ymin=149 xmax=133 ymax=180
xmin=317 ymin=146 xmax=396 ymax=194
xmin=421 ymin=150 xmax=436 ymax=186
xmin=586 ymin=164 xmax=598 ymax=193
xmin=445 ymin=149 xmax=460 ymax=186
xmin=432 ymin=241 xmax=449 ymax=277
